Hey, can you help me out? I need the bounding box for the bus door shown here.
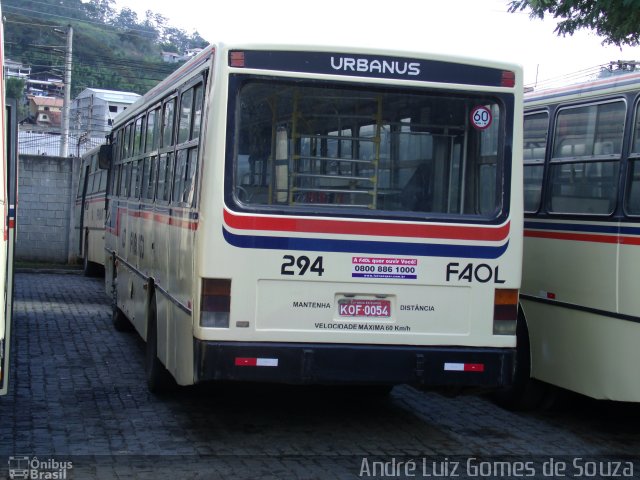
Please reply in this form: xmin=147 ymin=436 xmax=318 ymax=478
xmin=1 ymin=100 xmax=18 ymax=396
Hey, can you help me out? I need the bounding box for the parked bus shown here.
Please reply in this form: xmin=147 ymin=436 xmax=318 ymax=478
xmin=1 ymin=4 xmax=19 ymax=397
xmin=75 ymin=145 xmax=107 ymax=276
xmin=511 ymin=72 xmax=640 ymax=405
xmin=101 ymin=44 xmax=523 ymax=393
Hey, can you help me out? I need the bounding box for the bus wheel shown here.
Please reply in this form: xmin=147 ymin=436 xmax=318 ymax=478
xmin=83 ymin=236 xmax=99 ymax=277
xmin=491 ymin=308 xmax=546 ymax=411
xmin=145 ymin=295 xmax=176 ymax=394
xmin=112 ymin=305 xmax=132 ymax=332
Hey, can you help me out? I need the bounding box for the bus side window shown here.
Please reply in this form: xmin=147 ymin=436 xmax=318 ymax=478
xmin=184 ymin=148 xmax=198 ymax=205
xmin=627 ymin=104 xmax=640 ymax=215
xmin=549 ymin=101 xmax=624 ymax=215
xmin=172 ymin=147 xmax=198 ymax=206
xmin=99 ymin=170 xmax=107 ymax=193
xmin=112 ymin=164 xmax=121 ymax=196
xmin=192 ymin=84 xmax=203 ymax=140
xmin=134 ymin=159 xmax=140 ymax=199
xmin=121 ymin=162 xmax=132 ymax=197
xmin=523 ymin=111 xmax=549 ymax=213
xmin=90 ymin=171 xmax=98 ymax=194
xmin=123 ymin=124 xmax=132 ymax=159
xmin=628 ymin=160 xmax=640 ymax=214
xmin=141 ymin=157 xmax=151 ymax=200
xmin=133 ymin=116 xmax=144 ymax=157
xmin=162 ymin=99 xmax=176 ymax=148
xmin=145 ymin=156 xmax=158 ymax=201
xmin=178 ymin=88 xmax=194 ymax=144
xmin=173 ymin=149 xmax=188 ymax=202
xmin=157 ymin=153 xmax=174 ymax=202
xmin=146 ymin=108 xmax=159 ymax=153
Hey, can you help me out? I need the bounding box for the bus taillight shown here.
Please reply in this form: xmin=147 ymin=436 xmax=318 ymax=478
xmin=200 ymin=279 xmax=231 ymax=328
xmin=493 ymin=289 xmax=518 ymax=335
xmin=501 ymin=71 xmax=516 ymax=88
xmin=229 ymin=51 xmax=245 ymax=67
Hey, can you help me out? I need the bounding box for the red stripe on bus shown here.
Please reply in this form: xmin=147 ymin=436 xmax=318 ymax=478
xmin=620 ymin=236 xmax=640 ymax=245
xmin=223 ymin=209 xmax=510 ymax=241
xmin=112 ymin=208 xmax=198 ymax=233
xmin=524 ymin=230 xmax=639 ymax=244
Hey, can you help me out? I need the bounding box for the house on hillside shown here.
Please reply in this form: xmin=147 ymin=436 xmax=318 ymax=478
xmin=161 ymin=48 xmax=204 ymax=63
xmin=162 ymin=51 xmax=181 ymax=63
xmin=70 ymin=88 xmax=141 ymax=137
xmin=4 ymin=59 xmax=31 ymax=80
xmin=26 ymin=96 xmax=63 ymax=128
xmin=26 ymin=78 xmax=64 ymax=97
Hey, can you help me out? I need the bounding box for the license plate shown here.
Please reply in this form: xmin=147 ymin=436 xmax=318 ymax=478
xmin=338 ymin=299 xmax=391 ymax=318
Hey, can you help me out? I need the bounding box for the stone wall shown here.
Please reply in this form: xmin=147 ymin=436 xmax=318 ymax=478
xmin=16 ymin=154 xmax=81 ymax=264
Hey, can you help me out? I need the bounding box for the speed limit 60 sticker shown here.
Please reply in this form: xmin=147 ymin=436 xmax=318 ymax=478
xmin=352 ymin=256 xmax=418 ymax=280
xmin=471 ymin=106 xmax=493 ymax=130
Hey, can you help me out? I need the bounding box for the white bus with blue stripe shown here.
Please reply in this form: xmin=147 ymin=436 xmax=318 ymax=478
xmin=511 ymin=71 xmax=640 ymax=405
xmin=101 ymin=44 xmax=523 ymax=393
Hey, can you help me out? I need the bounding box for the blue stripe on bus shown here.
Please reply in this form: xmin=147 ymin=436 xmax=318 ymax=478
xmin=222 ymin=228 xmax=509 ymax=259
xmin=524 ymin=221 xmax=640 ymax=236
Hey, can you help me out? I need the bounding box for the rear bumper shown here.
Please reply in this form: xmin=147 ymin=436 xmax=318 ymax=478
xmin=194 ymin=340 xmax=515 ymax=387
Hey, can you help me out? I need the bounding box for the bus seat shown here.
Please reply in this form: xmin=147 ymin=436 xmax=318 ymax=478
xmin=523 ymin=147 xmax=545 ymax=161
xmin=593 ymin=141 xmax=614 ymax=155
xmin=559 ymin=143 xmax=586 ymax=157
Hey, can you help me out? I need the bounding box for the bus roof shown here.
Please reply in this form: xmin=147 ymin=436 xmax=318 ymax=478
xmin=525 ymin=71 xmax=640 ymax=106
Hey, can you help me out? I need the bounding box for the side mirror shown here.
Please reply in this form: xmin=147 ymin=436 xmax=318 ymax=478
xmin=98 ymin=144 xmax=112 ymax=170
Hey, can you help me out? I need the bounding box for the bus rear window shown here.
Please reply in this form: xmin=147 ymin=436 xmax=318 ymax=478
xmin=231 ymin=79 xmax=505 ymax=218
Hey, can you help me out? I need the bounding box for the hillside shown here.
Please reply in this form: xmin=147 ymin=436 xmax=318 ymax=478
xmin=3 ymin=0 xmax=209 ymax=97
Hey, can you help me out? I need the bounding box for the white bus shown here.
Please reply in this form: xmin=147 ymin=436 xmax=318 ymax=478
xmin=1 ymin=4 xmax=18 ymax=397
xmin=75 ymin=145 xmax=107 ymax=276
xmin=101 ymin=44 xmax=523 ymax=393
xmin=510 ymin=72 xmax=640 ymax=405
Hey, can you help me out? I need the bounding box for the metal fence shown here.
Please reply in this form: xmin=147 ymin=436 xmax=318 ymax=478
xmin=18 ymin=130 xmax=106 ymax=157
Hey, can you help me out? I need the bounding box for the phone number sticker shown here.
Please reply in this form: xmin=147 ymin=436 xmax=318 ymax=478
xmin=351 ymin=256 xmax=418 ymax=280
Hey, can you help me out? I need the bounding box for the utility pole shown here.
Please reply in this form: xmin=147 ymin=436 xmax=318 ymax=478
xmin=59 ymin=25 xmax=73 ymax=157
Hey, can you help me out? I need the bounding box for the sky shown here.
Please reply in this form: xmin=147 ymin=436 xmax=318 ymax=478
xmin=116 ymin=0 xmax=640 ymax=88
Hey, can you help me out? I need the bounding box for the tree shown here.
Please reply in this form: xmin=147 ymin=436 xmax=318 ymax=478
xmin=509 ymin=0 xmax=640 ymax=47
xmin=5 ymin=78 xmax=25 ymax=99
xmin=160 ymin=26 xmax=189 ymax=53
xmin=189 ymin=31 xmax=209 ymax=49
xmin=111 ymin=7 xmax=139 ymax=30
xmin=83 ymin=0 xmax=116 ymax=24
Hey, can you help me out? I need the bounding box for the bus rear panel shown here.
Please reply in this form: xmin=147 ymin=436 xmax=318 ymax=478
xmin=105 ymin=46 xmax=522 ymax=390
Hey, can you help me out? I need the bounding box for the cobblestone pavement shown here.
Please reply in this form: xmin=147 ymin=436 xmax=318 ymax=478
xmin=1 ymin=273 xmax=639 ymax=479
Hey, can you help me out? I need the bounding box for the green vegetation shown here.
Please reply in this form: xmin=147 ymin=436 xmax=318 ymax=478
xmin=510 ymin=0 xmax=640 ymax=47
xmin=3 ymin=0 xmax=209 ymax=97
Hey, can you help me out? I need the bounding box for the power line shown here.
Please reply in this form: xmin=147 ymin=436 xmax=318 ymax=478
xmin=3 ymin=4 xmax=200 ymax=39
xmin=4 ymin=18 xmax=61 ymax=28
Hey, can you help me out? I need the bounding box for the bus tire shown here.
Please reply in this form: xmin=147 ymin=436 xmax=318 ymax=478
xmin=112 ymin=305 xmax=132 ymax=332
xmin=83 ymin=234 xmax=99 ymax=277
xmin=491 ymin=307 xmax=546 ymax=411
xmin=145 ymin=295 xmax=176 ymax=394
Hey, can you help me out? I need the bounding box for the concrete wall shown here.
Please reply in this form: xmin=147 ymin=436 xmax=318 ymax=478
xmin=16 ymin=154 xmax=81 ymax=264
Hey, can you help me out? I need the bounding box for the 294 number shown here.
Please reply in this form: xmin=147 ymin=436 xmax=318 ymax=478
xmin=281 ymin=255 xmax=325 ymax=276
